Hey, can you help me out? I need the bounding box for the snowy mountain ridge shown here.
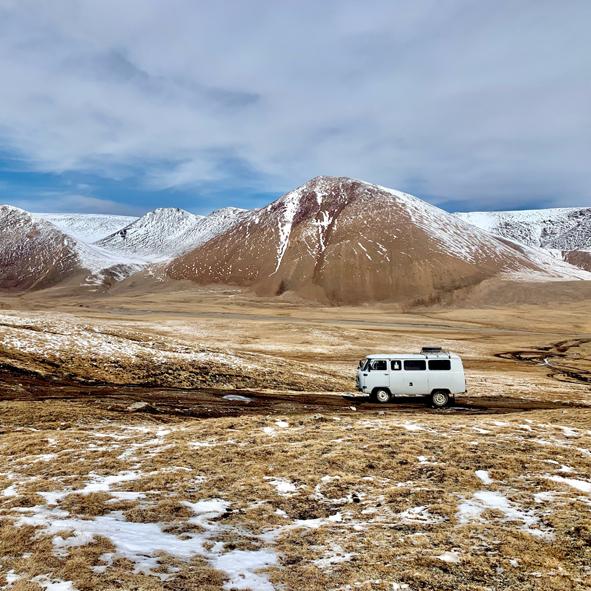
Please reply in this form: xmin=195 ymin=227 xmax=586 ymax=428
xmin=32 ymin=212 xmax=138 ymax=243
xmin=96 ymin=206 xmax=247 ymax=261
xmin=0 ymin=204 xmax=247 ymax=289
xmin=2 ymin=182 xmax=591 ymax=297
xmin=455 ymin=207 xmax=591 ymax=251
xmin=0 ymin=205 xmax=145 ymax=289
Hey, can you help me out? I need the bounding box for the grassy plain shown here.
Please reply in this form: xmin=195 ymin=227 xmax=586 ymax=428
xmin=0 ymin=286 xmax=589 ymax=590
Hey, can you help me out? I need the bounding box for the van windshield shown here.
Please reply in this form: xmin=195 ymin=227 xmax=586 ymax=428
xmin=359 ymin=359 xmax=370 ymax=371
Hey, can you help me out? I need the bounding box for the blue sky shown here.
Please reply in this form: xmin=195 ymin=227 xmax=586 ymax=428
xmin=0 ymin=0 xmax=589 ymax=216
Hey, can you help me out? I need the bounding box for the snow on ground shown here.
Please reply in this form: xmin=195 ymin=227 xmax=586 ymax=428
xmin=475 ymin=470 xmax=493 ymax=485
xmin=2 ymin=362 xmax=590 ymax=589
xmin=313 ymin=545 xmax=355 ymax=569
xmin=265 ymin=477 xmax=298 ymax=495
xmin=437 ymin=551 xmax=460 ymax=563
xmin=17 ymin=503 xmax=277 ymax=587
xmin=223 ymin=394 xmax=252 ymax=402
xmin=457 ymin=491 xmax=550 ymax=538
xmin=547 ymin=475 xmax=591 ymax=494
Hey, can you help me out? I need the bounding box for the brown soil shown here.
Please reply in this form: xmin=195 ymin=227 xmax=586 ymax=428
xmin=0 ymin=366 xmax=585 ymax=419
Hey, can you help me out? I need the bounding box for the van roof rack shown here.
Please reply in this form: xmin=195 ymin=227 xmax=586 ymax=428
xmin=421 ymin=346 xmax=443 ymax=353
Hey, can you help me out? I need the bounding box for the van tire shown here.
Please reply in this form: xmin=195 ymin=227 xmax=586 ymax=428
xmin=374 ymin=389 xmax=391 ymax=403
xmin=431 ymin=390 xmax=450 ymax=409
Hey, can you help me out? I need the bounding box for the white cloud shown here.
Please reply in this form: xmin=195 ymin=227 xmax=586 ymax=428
xmin=10 ymin=194 xmax=143 ymax=215
xmin=0 ymin=0 xmax=589 ymax=209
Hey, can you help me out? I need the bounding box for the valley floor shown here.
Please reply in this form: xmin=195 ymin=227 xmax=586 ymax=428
xmin=0 ymin=287 xmax=590 ymax=590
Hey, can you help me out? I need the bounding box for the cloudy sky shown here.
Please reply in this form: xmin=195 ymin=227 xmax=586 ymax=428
xmin=0 ymin=0 xmax=589 ymax=215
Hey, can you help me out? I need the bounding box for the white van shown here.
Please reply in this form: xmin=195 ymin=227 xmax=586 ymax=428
xmin=356 ymin=347 xmax=466 ymax=407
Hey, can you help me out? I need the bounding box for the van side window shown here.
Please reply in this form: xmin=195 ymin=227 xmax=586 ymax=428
xmin=404 ymin=360 xmax=426 ymax=371
xmin=391 ymin=360 xmax=401 ymax=371
xmin=370 ymin=359 xmax=387 ymax=371
xmin=428 ymin=359 xmax=451 ymax=371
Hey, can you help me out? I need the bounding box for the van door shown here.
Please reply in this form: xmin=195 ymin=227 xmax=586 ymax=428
xmin=401 ymin=359 xmax=429 ymax=395
xmin=367 ymin=359 xmax=389 ymax=392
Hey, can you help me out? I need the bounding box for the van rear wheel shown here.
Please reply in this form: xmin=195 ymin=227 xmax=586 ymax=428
xmin=431 ymin=390 xmax=450 ymax=409
xmin=374 ymin=389 xmax=391 ymax=403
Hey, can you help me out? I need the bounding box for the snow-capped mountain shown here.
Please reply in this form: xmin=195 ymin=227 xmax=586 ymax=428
xmin=96 ymin=207 xmax=246 ymax=260
xmin=167 ymin=177 xmax=591 ymax=304
xmin=455 ymin=208 xmax=591 ymax=250
xmin=3 ymin=183 xmax=590 ymax=300
xmin=0 ymin=205 xmax=144 ymax=290
xmin=32 ymin=212 xmax=138 ymax=243
xmin=0 ymin=204 xmax=247 ymax=292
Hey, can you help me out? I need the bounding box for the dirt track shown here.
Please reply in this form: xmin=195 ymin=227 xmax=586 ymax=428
xmin=496 ymin=337 xmax=591 ymax=385
xmin=0 ymin=365 xmax=585 ymax=419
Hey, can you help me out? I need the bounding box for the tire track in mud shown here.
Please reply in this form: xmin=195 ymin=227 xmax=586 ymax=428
xmin=495 ymin=338 xmax=591 ymax=386
xmin=0 ymin=365 xmax=585 ymax=418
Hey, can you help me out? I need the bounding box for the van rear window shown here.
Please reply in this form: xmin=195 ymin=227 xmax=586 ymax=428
xmin=428 ymin=359 xmax=451 ymax=371
xmin=404 ymin=360 xmax=426 ymax=371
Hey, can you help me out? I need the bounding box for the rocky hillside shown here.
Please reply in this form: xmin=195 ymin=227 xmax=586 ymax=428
xmin=167 ymin=177 xmax=589 ymax=304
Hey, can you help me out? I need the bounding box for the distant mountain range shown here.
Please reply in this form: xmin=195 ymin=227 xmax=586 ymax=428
xmin=455 ymin=207 xmax=591 ymax=272
xmin=1 ymin=177 xmax=590 ymax=303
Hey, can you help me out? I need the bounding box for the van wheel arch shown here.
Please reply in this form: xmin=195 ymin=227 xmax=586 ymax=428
xmin=430 ymin=389 xmax=451 ymax=408
xmin=372 ymin=388 xmax=392 ymax=403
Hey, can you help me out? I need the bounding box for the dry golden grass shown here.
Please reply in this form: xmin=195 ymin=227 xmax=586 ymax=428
xmin=0 ymin=292 xmax=589 ymax=589
xmin=0 ymin=398 xmax=590 ymax=590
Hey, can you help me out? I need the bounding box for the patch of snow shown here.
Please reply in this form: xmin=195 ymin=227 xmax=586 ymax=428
xmin=265 ymin=477 xmax=297 ymax=495
xmin=184 ymin=499 xmax=229 ymax=528
xmin=5 ymin=570 xmax=20 ymax=584
xmin=79 ymin=470 xmax=141 ymax=494
xmin=437 ymin=551 xmax=460 ymax=563
xmin=31 ymin=453 xmax=57 ymax=463
xmin=547 ymin=475 xmax=591 ymax=494
xmin=271 ymin=190 xmax=301 ymax=273
xmin=398 ymin=506 xmax=443 ymax=525
xmin=457 ymin=491 xmax=549 ymax=538
xmin=213 ymin=549 xmax=277 ymax=591
xmin=402 ymin=422 xmax=424 ymax=432
xmin=533 ymin=491 xmax=556 ymax=503
xmin=223 ymin=395 xmax=252 ymax=403
xmin=3 ymin=484 xmax=17 ymax=497
xmin=16 ymin=501 xmax=276 ymax=590
xmin=475 ymin=470 xmax=493 ymax=485
xmin=313 ymin=544 xmax=355 ymax=568
xmin=33 ymin=576 xmax=77 ymax=591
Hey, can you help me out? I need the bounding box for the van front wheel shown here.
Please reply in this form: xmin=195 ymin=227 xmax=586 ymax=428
xmin=431 ymin=390 xmax=450 ymax=409
xmin=374 ymin=389 xmax=391 ymax=403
